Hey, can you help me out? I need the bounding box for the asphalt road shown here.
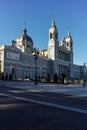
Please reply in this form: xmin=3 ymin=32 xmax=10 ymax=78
xmin=0 ymin=83 xmax=87 ymax=130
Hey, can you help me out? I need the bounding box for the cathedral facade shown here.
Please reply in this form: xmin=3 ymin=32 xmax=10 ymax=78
xmin=0 ymin=19 xmax=86 ymax=81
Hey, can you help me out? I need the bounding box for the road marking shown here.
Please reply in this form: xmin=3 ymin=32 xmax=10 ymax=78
xmin=0 ymin=93 xmax=87 ymax=114
xmin=9 ymin=90 xmax=45 ymax=97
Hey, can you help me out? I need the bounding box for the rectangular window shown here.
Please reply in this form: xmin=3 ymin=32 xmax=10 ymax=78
xmin=7 ymin=52 xmax=20 ymax=60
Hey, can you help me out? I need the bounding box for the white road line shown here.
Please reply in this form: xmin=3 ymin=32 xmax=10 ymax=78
xmin=0 ymin=93 xmax=87 ymax=114
xmin=9 ymin=90 xmax=45 ymax=97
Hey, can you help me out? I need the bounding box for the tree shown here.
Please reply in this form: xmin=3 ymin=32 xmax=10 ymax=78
xmin=46 ymin=73 xmax=50 ymax=82
xmin=53 ymin=73 xmax=58 ymax=83
xmin=62 ymin=73 xmax=66 ymax=84
xmin=1 ymin=73 xmax=4 ymax=80
xmin=5 ymin=73 xmax=8 ymax=80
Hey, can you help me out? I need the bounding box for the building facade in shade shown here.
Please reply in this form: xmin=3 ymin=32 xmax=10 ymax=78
xmin=0 ymin=19 xmax=86 ymax=80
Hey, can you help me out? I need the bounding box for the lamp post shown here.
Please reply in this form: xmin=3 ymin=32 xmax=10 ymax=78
xmin=33 ymin=49 xmax=39 ymax=85
xmin=34 ymin=55 xmax=38 ymax=85
xmin=83 ymin=63 xmax=86 ymax=87
xmin=26 ymin=65 xmax=30 ymax=80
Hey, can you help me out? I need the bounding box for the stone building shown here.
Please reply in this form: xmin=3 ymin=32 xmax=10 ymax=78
xmin=0 ymin=19 xmax=86 ymax=81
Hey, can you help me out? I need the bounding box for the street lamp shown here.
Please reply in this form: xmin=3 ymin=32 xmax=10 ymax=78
xmin=83 ymin=63 xmax=86 ymax=86
xmin=33 ymin=48 xmax=39 ymax=85
xmin=26 ymin=65 xmax=30 ymax=80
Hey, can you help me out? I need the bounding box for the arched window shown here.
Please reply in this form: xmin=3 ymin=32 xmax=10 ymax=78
xmin=50 ymin=33 xmax=53 ymax=39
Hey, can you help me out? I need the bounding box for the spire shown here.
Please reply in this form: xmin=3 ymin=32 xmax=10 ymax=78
xmin=23 ymin=22 xmax=27 ymax=35
xmin=67 ymin=27 xmax=71 ymax=37
xmin=49 ymin=15 xmax=58 ymax=34
xmin=51 ymin=15 xmax=55 ymax=27
xmin=24 ymin=22 xmax=26 ymax=29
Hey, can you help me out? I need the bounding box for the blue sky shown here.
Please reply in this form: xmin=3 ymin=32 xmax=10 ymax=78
xmin=0 ymin=0 xmax=87 ymax=65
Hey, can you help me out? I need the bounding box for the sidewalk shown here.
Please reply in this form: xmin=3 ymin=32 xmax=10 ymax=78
xmin=0 ymin=80 xmax=87 ymax=97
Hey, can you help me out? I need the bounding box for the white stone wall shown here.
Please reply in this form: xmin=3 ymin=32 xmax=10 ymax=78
xmin=71 ymin=64 xmax=81 ymax=79
xmin=1 ymin=46 xmax=50 ymax=80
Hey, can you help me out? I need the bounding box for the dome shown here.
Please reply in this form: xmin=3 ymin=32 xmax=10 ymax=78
xmin=15 ymin=26 xmax=34 ymax=53
xmin=22 ymin=28 xmax=34 ymax=45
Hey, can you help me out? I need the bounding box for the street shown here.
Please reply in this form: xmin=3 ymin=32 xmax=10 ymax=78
xmin=0 ymin=81 xmax=87 ymax=130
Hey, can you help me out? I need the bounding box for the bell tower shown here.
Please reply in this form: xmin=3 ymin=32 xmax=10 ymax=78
xmin=65 ymin=31 xmax=73 ymax=64
xmin=48 ymin=18 xmax=59 ymax=60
